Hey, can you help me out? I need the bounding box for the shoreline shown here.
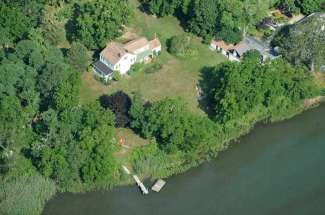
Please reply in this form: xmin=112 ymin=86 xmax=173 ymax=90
xmin=43 ymin=103 xmax=325 ymax=215
xmin=43 ymin=97 xmax=324 ymax=203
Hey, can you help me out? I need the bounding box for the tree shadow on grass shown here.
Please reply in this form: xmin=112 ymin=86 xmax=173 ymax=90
xmin=137 ymin=2 xmax=152 ymax=15
xmin=198 ymin=66 xmax=220 ymax=119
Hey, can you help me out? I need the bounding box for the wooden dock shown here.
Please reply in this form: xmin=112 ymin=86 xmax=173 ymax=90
xmin=151 ymin=179 xmax=166 ymax=192
xmin=121 ymin=165 xmax=149 ymax=195
xmin=133 ymin=175 xmax=149 ymax=195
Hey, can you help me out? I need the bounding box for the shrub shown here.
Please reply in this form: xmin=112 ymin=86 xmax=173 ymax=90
xmin=262 ymin=28 xmax=274 ymax=40
xmin=144 ymin=62 xmax=162 ymax=74
xmin=128 ymin=63 xmax=143 ymax=76
xmin=167 ymin=34 xmax=196 ymax=57
xmin=112 ymin=71 xmax=122 ymax=81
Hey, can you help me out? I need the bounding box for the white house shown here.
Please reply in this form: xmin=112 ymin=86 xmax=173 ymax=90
xmin=93 ymin=37 xmax=161 ymax=80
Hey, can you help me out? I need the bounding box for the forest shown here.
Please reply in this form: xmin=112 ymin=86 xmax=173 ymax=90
xmin=0 ymin=0 xmax=322 ymax=214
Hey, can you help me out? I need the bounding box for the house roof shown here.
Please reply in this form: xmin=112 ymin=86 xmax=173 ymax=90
xmin=100 ymin=37 xmax=161 ymax=65
xmin=211 ymin=40 xmax=234 ymax=51
xmin=124 ymin=37 xmax=149 ymax=53
xmin=149 ymin=38 xmax=161 ymax=49
xmin=233 ymin=37 xmax=268 ymax=57
xmin=93 ymin=61 xmax=113 ymax=76
xmin=233 ymin=40 xmax=252 ymax=57
xmin=101 ymin=42 xmax=127 ymax=65
xmin=233 ymin=37 xmax=278 ymax=59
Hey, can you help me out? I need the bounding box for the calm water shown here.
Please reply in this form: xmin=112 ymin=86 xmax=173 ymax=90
xmin=43 ymin=106 xmax=325 ymax=215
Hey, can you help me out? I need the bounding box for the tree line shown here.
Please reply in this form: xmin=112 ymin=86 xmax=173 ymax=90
xmin=141 ymin=0 xmax=324 ymax=43
xmin=277 ymin=0 xmax=325 ymax=15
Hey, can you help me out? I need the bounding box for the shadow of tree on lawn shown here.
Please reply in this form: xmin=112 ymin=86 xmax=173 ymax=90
xmin=197 ymin=66 xmax=223 ymax=119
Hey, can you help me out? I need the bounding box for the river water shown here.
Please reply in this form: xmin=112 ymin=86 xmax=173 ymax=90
xmin=43 ymin=105 xmax=325 ymax=215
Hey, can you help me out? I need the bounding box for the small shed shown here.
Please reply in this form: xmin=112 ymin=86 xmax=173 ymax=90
xmin=210 ymin=40 xmax=234 ymax=56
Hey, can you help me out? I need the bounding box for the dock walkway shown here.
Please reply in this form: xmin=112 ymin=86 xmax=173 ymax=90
xmin=133 ymin=175 xmax=149 ymax=195
xmin=122 ymin=165 xmax=149 ymax=194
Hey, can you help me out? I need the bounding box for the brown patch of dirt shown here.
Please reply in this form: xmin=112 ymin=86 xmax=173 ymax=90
xmin=120 ymin=27 xmax=139 ymax=42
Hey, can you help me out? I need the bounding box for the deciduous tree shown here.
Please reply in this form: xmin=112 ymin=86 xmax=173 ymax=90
xmin=72 ymin=0 xmax=132 ymax=49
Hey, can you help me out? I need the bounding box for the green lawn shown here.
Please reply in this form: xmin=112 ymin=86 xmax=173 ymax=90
xmin=80 ymin=0 xmax=226 ymax=114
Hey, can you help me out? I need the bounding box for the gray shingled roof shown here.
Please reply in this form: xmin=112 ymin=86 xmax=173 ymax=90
xmin=234 ymin=36 xmax=277 ymax=59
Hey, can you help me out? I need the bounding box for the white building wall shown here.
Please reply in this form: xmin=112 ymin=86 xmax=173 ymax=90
xmin=221 ymin=49 xmax=228 ymax=56
xmin=152 ymin=46 xmax=161 ymax=54
xmin=210 ymin=43 xmax=217 ymax=50
xmin=115 ymin=53 xmax=136 ymax=75
xmin=100 ymin=53 xmax=136 ymax=75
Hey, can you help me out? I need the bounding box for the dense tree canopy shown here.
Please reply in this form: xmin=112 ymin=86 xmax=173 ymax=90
xmin=201 ymin=53 xmax=318 ymax=123
xmin=144 ymin=0 xmax=324 ymax=43
xmin=276 ymin=0 xmax=325 ymax=15
xmin=297 ymin=0 xmax=325 ymax=14
xmin=72 ymin=0 xmax=132 ymax=49
xmin=143 ymin=0 xmax=271 ymax=43
xmin=130 ymin=96 xmax=220 ymax=158
xmin=0 ymin=3 xmax=31 ymax=45
xmin=33 ymin=103 xmax=118 ymax=189
xmin=0 ymin=35 xmax=118 ymax=193
xmin=0 ymin=2 xmax=129 ymax=211
xmin=67 ymin=42 xmax=91 ymax=72
xmin=0 ymin=0 xmax=46 ymax=47
xmin=272 ymin=13 xmax=325 ymax=72
xmin=144 ymin=0 xmax=183 ymax=16
xmin=277 ymin=0 xmax=301 ymax=14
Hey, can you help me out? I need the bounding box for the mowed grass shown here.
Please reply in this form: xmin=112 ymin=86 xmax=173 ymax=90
xmin=80 ymin=0 xmax=226 ymax=114
xmin=115 ymin=128 xmax=149 ymax=157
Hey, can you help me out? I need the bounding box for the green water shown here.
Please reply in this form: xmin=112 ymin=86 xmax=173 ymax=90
xmin=43 ymin=106 xmax=325 ymax=215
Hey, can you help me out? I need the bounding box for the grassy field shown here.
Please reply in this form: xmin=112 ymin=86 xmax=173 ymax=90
xmin=80 ymin=0 xmax=226 ymax=114
xmin=79 ymin=0 xmax=226 ymax=159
